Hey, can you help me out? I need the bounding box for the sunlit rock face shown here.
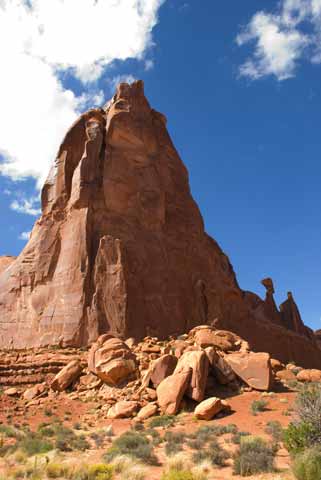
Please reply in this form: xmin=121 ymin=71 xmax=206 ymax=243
xmin=0 ymin=81 xmax=319 ymax=368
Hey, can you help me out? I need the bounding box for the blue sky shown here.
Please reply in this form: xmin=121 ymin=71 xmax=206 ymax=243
xmin=0 ymin=0 xmax=320 ymax=330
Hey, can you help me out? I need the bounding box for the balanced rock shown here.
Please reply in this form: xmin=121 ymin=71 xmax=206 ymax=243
xmin=107 ymin=400 xmax=139 ymax=419
xmin=0 ymin=80 xmax=320 ymax=369
xmin=51 ymin=360 xmax=83 ymax=392
xmin=157 ymin=368 xmax=192 ymax=415
xmin=296 ymin=369 xmax=321 ymax=382
xmin=194 ymin=397 xmax=225 ymax=420
xmin=88 ymin=335 xmax=136 ymax=386
xmin=225 ymin=352 xmax=272 ymax=391
xmin=174 ymin=350 xmax=209 ymax=402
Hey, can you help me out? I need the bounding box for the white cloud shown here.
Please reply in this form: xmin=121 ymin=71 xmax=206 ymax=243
xmin=107 ymin=74 xmax=137 ymax=92
xmin=144 ymin=59 xmax=154 ymax=71
xmin=237 ymin=0 xmax=321 ymax=80
xmin=19 ymin=231 xmax=31 ymax=241
xmin=10 ymin=196 xmax=41 ymax=216
xmin=0 ymin=0 xmax=165 ymax=187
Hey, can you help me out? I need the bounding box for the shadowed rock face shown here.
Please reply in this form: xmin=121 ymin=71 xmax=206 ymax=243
xmin=0 ymin=81 xmax=320 ymax=367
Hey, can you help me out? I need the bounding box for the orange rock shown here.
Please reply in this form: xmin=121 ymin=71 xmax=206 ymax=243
xmin=157 ymin=368 xmax=192 ymax=415
xmin=296 ymin=369 xmax=321 ymax=382
xmin=190 ymin=326 xmax=240 ymax=351
xmin=270 ymin=358 xmax=284 ymax=372
xmin=276 ymin=369 xmax=297 ymax=382
xmin=107 ymin=400 xmax=139 ymax=419
xmin=174 ymin=350 xmax=209 ymax=402
xmin=88 ymin=335 xmax=136 ymax=386
xmin=150 ymin=354 xmax=178 ymax=387
xmin=23 ymin=384 xmax=45 ymax=401
xmin=194 ymin=397 xmax=224 ymax=420
xmin=225 ymin=352 xmax=272 ymax=391
xmin=137 ymin=403 xmax=158 ymax=420
xmin=50 ymin=360 xmax=83 ymax=392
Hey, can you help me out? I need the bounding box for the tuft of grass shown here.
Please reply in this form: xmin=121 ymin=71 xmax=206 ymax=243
xmin=192 ymin=438 xmax=229 ymax=467
xmin=87 ymin=464 xmax=114 ymax=480
xmin=233 ymin=436 xmax=276 ymax=476
xmin=231 ymin=431 xmax=250 ymax=445
xmin=46 ymin=463 xmax=71 ymax=478
xmin=250 ymin=399 xmax=268 ymax=416
xmin=149 ymin=415 xmax=176 ymax=428
xmin=103 ymin=431 xmax=157 ymax=465
xmin=164 ymin=431 xmax=186 ymax=457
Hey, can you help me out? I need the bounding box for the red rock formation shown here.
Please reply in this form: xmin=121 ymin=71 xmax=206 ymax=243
xmin=0 ymin=256 xmax=15 ymax=275
xmin=0 ymin=80 xmax=319 ymax=368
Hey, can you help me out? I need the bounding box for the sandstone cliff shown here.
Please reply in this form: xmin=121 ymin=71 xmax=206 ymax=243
xmin=0 ymin=81 xmax=319 ymax=367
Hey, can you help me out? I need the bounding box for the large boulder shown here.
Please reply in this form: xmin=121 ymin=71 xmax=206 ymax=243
xmin=225 ymin=352 xmax=272 ymax=391
xmin=194 ymin=397 xmax=224 ymax=420
xmin=157 ymin=368 xmax=192 ymax=415
xmin=136 ymin=403 xmax=158 ymax=420
xmin=107 ymin=400 xmax=139 ymax=419
xmin=150 ymin=354 xmax=178 ymax=387
xmin=174 ymin=350 xmax=209 ymax=402
xmin=50 ymin=360 xmax=83 ymax=392
xmin=189 ymin=326 xmax=240 ymax=351
xmin=296 ymin=369 xmax=321 ymax=382
xmin=88 ymin=335 xmax=136 ymax=386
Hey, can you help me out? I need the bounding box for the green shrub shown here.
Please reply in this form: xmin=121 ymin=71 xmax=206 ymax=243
xmin=265 ymin=420 xmax=283 ymax=442
xmin=233 ymin=436 xmax=276 ymax=476
xmin=149 ymin=415 xmax=176 ymax=428
xmin=250 ymin=399 xmax=268 ymax=415
xmin=292 ymin=448 xmax=321 ymax=480
xmin=0 ymin=424 xmax=22 ymax=439
xmin=46 ymin=463 xmax=70 ymax=478
xmin=283 ymin=422 xmax=317 ymax=455
xmin=103 ymin=431 xmax=157 ymax=465
xmin=231 ymin=431 xmax=250 ymax=445
xmin=192 ymin=438 xmax=229 ymax=467
xmin=161 ymin=470 xmax=196 ymax=480
xmin=88 ymin=464 xmax=114 ymax=480
xmin=164 ymin=432 xmax=186 ymax=456
xmin=18 ymin=433 xmax=53 ymax=456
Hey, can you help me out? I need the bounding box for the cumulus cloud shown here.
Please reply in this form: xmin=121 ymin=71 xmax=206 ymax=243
xmin=10 ymin=196 xmax=41 ymax=216
xmin=0 ymin=0 xmax=165 ymax=187
xmin=237 ymin=0 xmax=321 ymax=80
xmin=19 ymin=231 xmax=31 ymax=241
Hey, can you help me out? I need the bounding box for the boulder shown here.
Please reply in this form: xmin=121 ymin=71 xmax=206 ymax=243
xmin=270 ymin=358 xmax=284 ymax=373
xmin=225 ymin=352 xmax=271 ymax=391
xmin=107 ymin=400 xmax=139 ymax=419
xmin=23 ymin=384 xmax=45 ymax=401
xmin=150 ymin=354 xmax=178 ymax=387
xmin=213 ymin=355 xmax=236 ymax=385
xmin=88 ymin=335 xmax=136 ymax=385
xmin=137 ymin=403 xmax=158 ymax=420
xmin=296 ymin=369 xmax=321 ymax=382
xmin=4 ymin=387 xmax=18 ymax=396
xmin=174 ymin=350 xmax=209 ymax=401
xmin=194 ymin=397 xmax=226 ymax=420
xmin=50 ymin=360 xmax=83 ymax=392
xmin=276 ymin=369 xmax=297 ymax=382
xmin=157 ymin=368 xmax=192 ymax=415
xmin=190 ymin=326 xmax=239 ymax=351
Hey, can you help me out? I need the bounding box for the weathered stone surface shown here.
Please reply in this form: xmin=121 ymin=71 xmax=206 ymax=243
xmin=0 ymin=80 xmax=320 ymax=369
xmin=107 ymin=400 xmax=139 ymax=419
xmin=212 ymin=355 xmax=236 ymax=385
xmin=225 ymin=352 xmax=272 ymax=391
xmin=23 ymin=384 xmax=45 ymax=401
xmin=150 ymin=354 xmax=177 ymax=387
xmin=276 ymin=369 xmax=297 ymax=382
xmin=190 ymin=326 xmax=239 ymax=351
xmin=50 ymin=360 xmax=83 ymax=392
xmin=0 ymin=256 xmax=15 ymax=275
xmin=157 ymin=368 xmax=192 ymax=415
xmin=296 ymin=369 xmax=321 ymax=382
xmin=174 ymin=350 xmax=209 ymax=401
xmin=4 ymin=387 xmax=18 ymax=396
xmin=88 ymin=335 xmax=136 ymax=385
xmin=194 ymin=397 xmax=224 ymax=420
xmin=137 ymin=403 xmax=158 ymax=420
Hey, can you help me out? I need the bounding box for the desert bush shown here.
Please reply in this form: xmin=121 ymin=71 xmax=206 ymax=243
xmin=161 ymin=470 xmax=197 ymax=480
xmin=164 ymin=431 xmax=186 ymax=456
xmin=119 ymin=463 xmax=146 ymax=480
xmin=292 ymin=448 xmax=321 ymax=480
xmin=103 ymin=431 xmax=157 ymax=465
xmin=283 ymin=422 xmax=317 ymax=455
xmin=231 ymin=431 xmax=250 ymax=445
xmin=46 ymin=462 xmax=71 ymax=478
xmin=165 ymin=452 xmax=192 ymax=472
xmin=192 ymin=438 xmax=229 ymax=467
xmin=149 ymin=415 xmax=176 ymax=428
xmin=233 ymin=436 xmax=276 ymax=476
xmin=18 ymin=432 xmax=53 ymax=456
xmin=295 ymin=383 xmax=321 ymax=443
xmin=250 ymin=399 xmax=268 ymax=415
xmin=88 ymin=464 xmax=114 ymax=480
xmin=110 ymin=455 xmax=134 ymax=474
xmin=265 ymin=420 xmax=283 ymax=442
xmin=0 ymin=424 xmax=23 ymax=439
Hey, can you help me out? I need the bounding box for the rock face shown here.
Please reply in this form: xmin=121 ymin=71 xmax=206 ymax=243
xmin=0 ymin=256 xmax=15 ymax=275
xmin=0 ymin=80 xmax=320 ymax=368
xmin=225 ymin=352 xmax=272 ymax=391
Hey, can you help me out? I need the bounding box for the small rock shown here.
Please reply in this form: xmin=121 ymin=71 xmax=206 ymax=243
xmin=194 ymin=397 xmax=225 ymax=420
xmin=137 ymin=403 xmax=158 ymax=420
xmin=107 ymin=400 xmax=139 ymax=419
